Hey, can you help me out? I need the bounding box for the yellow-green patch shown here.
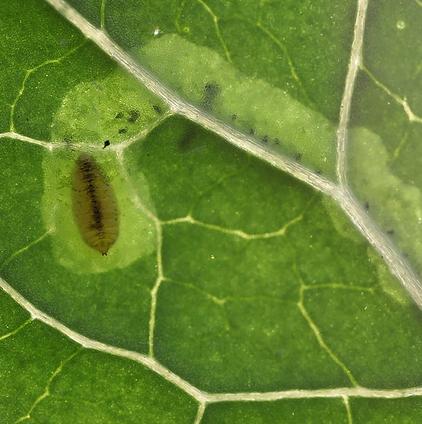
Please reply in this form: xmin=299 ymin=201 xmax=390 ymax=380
xmin=322 ymin=197 xmax=363 ymax=244
xmin=367 ymin=249 xmax=410 ymax=305
xmin=350 ymin=127 xmax=422 ymax=276
xmin=42 ymin=148 xmax=156 ymax=274
xmin=139 ymin=34 xmax=336 ymax=177
xmin=51 ymin=68 xmax=167 ymax=146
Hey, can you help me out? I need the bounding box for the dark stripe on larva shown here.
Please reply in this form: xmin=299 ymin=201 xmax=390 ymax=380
xmin=80 ymin=160 xmax=104 ymax=233
xmin=72 ymin=153 xmax=119 ymax=256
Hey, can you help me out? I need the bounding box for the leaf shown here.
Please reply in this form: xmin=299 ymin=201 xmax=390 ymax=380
xmin=1 ymin=0 xmax=421 ymax=423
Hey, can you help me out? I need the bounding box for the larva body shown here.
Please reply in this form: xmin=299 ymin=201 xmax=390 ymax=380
xmin=72 ymin=153 xmax=119 ymax=256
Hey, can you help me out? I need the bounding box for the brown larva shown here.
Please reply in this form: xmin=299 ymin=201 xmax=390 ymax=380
xmin=72 ymin=153 xmax=119 ymax=256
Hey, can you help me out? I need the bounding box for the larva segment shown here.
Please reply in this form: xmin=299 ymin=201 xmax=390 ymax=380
xmin=72 ymin=153 xmax=119 ymax=256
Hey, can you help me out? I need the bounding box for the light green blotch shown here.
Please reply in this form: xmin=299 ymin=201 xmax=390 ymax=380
xmin=322 ymin=197 xmax=363 ymax=244
xmin=323 ymin=185 xmax=409 ymax=304
xmin=51 ymin=68 xmax=167 ymax=145
xmin=367 ymin=249 xmax=410 ymax=305
xmin=350 ymin=127 xmax=422 ymax=277
xmin=139 ymin=34 xmax=336 ymax=177
xmin=42 ymin=148 xmax=156 ymax=274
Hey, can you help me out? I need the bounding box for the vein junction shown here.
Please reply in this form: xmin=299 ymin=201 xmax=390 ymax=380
xmin=360 ymin=64 xmax=422 ymax=124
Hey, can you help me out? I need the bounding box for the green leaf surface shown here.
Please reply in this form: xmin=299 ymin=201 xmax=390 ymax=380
xmin=1 ymin=0 xmax=421 ymax=423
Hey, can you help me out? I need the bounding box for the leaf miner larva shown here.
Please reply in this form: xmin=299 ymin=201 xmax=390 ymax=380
xmin=72 ymin=153 xmax=119 ymax=256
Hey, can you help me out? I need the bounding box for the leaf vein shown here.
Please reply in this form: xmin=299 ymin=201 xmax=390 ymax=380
xmin=14 ymin=349 xmax=81 ymax=423
xmin=194 ymin=0 xmax=232 ymax=63
xmin=0 ymin=318 xmax=32 ymax=342
xmin=2 ymin=275 xmax=422 ymax=403
xmin=361 ymin=64 xmax=422 ymax=123
xmin=9 ymin=40 xmax=86 ymax=132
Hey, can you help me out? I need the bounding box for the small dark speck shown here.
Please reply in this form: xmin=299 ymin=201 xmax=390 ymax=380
xmin=118 ymin=128 xmax=127 ymax=134
xmin=201 ymin=82 xmax=220 ymax=111
xmin=274 ymin=138 xmax=280 ymax=145
xmin=249 ymin=128 xmax=255 ymax=135
xmin=204 ymin=82 xmax=220 ymax=98
xmin=153 ymin=105 xmax=162 ymax=114
xmin=316 ymin=170 xmax=322 ymax=175
xmin=262 ymin=135 xmax=269 ymax=143
xmin=128 ymin=109 xmax=140 ymax=123
xmin=364 ymin=201 xmax=370 ymax=211
xmin=231 ymin=114 xmax=237 ymax=121
xmin=387 ymin=229 xmax=395 ymax=235
xmin=103 ymin=140 xmax=110 ymax=149
xmin=115 ymin=112 xmax=124 ymax=119
xmin=295 ymin=153 xmax=302 ymax=161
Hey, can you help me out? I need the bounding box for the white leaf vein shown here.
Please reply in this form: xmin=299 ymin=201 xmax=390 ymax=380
xmin=1 ymin=275 xmax=421 ymax=405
